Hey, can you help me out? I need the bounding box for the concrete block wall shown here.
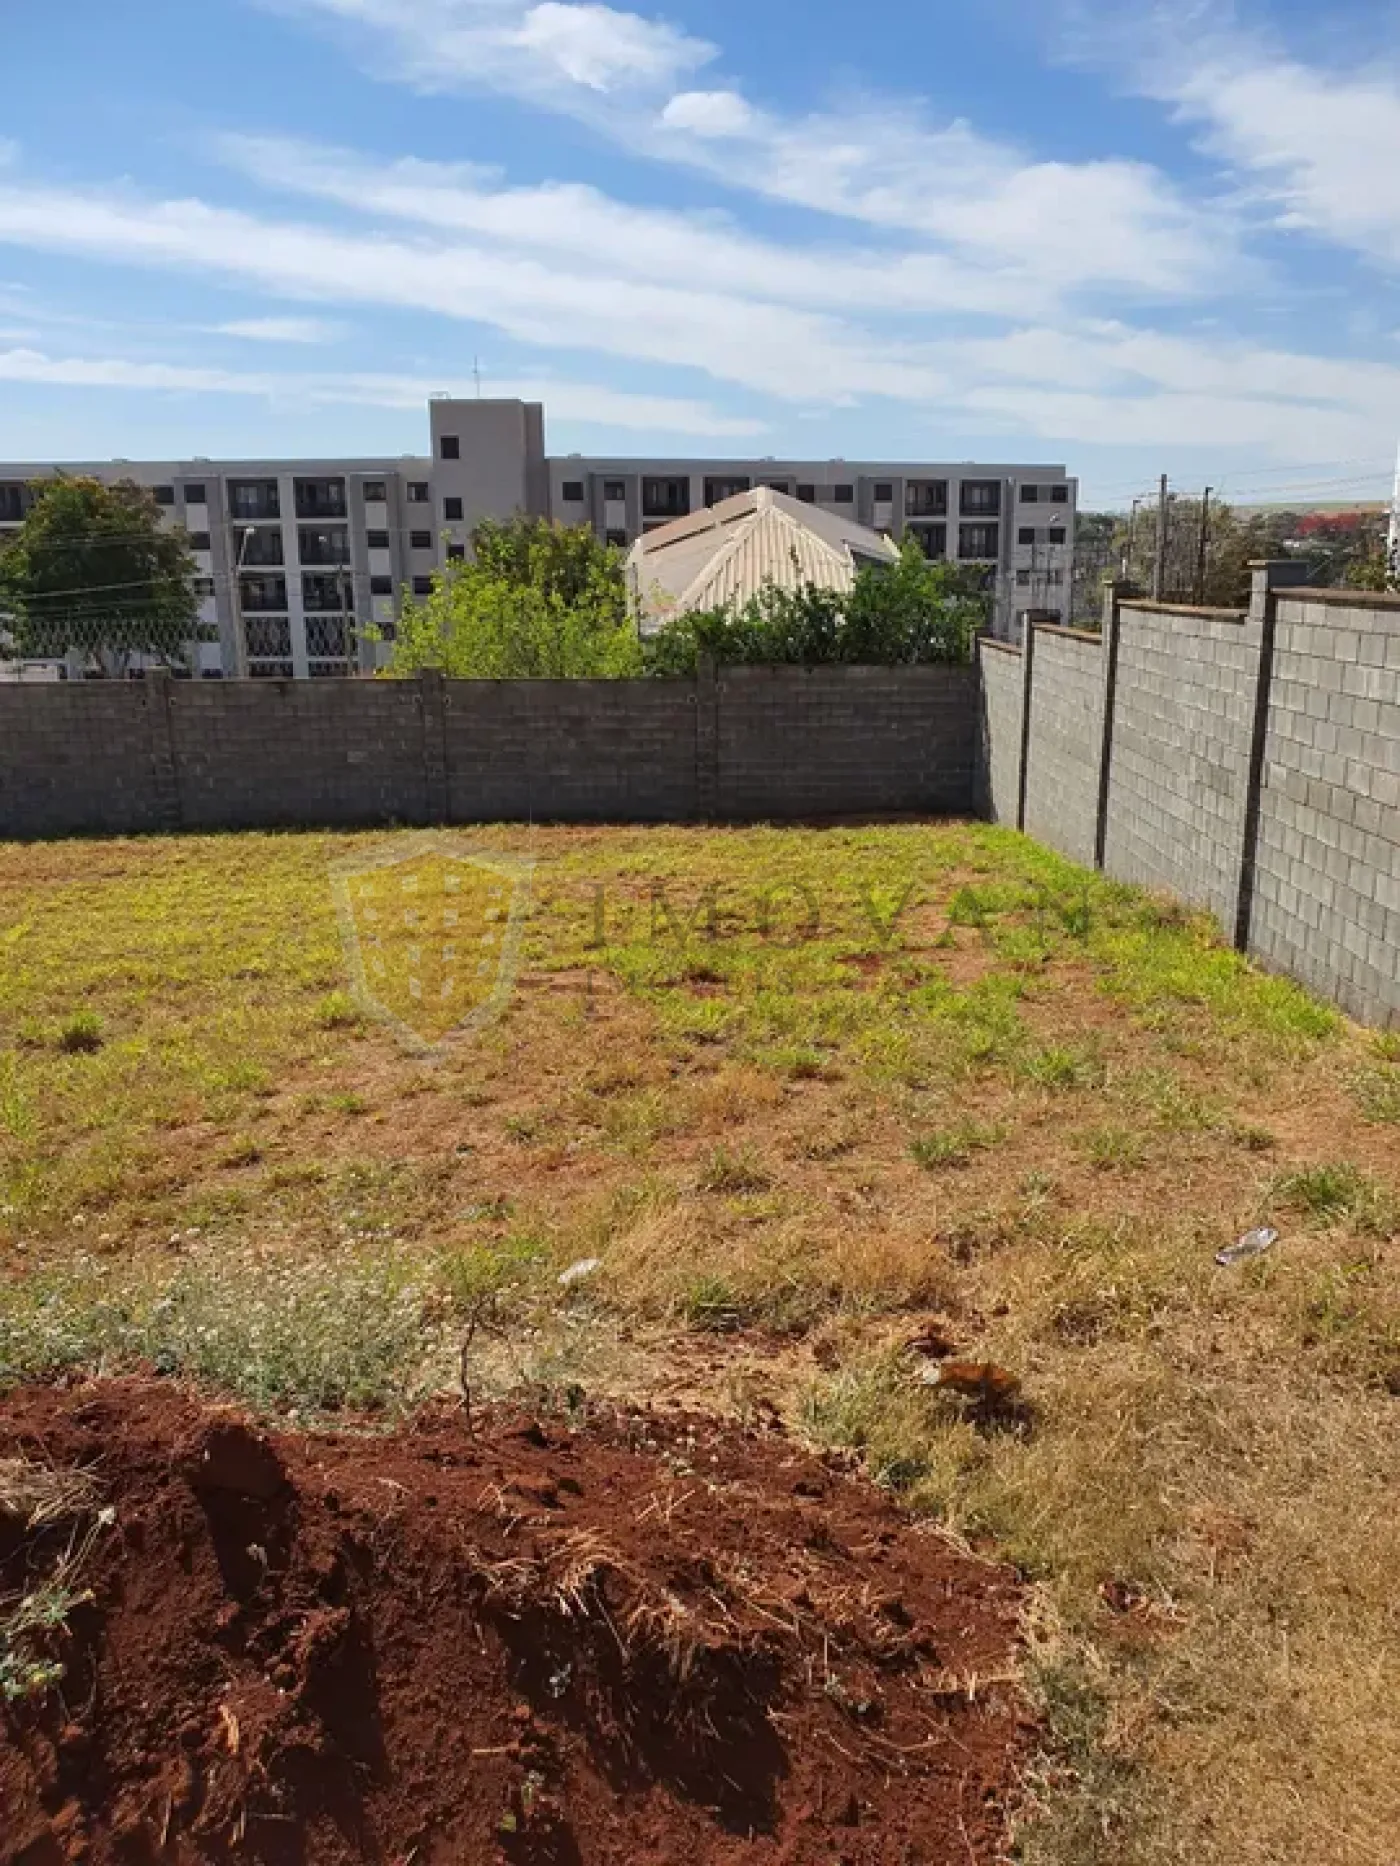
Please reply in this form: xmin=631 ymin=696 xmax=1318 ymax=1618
xmin=1250 ymin=589 xmax=1400 ymax=1024
xmin=443 ymin=682 xmax=700 ymax=822
xmin=979 ymin=575 xmax=1400 ymax=1027
xmin=1021 ymin=628 xmax=1104 ymax=868
xmin=0 ymin=683 xmax=171 ymax=837
xmin=168 ymin=680 xmax=430 ymax=829
xmin=0 ymin=664 xmax=978 ymax=839
xmin=717 ymin=665 xmax=977 ymax=819
xmin=976 ymin=641 xmax=1023 ymax=824
xmin=1103 ymin=602 xmax=1260 ymax=932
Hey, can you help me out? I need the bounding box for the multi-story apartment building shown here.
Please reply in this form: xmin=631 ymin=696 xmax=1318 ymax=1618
xmin=0 ymin=398 xmax=1076 ymax=676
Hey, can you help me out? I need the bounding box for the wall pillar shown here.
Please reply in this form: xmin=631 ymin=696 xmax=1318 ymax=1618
xmin=1234 ymin=559 xmax=1311 ymax=950
xmin=1094 ymin=579 xmax=1129 ymax=870
xmin=695 ymin=653 xmax=720 ymax=821
xmin=418 ymin=670 xmax=450 ymax=825
xmin=145 ymin=669 xmax=183 ymax=832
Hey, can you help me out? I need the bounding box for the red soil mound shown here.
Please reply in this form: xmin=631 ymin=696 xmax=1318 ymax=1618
xmin=0 ymin=1380 xmax=1030 ymax=1865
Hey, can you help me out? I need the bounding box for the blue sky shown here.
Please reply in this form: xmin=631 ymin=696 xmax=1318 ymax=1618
xmin=2 ymin=0 xmax=1400 ymax=505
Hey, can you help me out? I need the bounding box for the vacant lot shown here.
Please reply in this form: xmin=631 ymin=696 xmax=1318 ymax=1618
xmin=2 ymin=822 xmax=1398 ymax=1864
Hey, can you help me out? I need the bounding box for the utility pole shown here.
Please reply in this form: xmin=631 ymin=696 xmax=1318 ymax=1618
xmin=1125 ymin=497 xmax=1141 ymax=580
xmin=1152 ymin=473 xmax=1169 ymax=601
xmin=1388 ymin=439 xmax=1400 ymax=576
xmin=1194 ymin=486 xmax=1212 ymax=605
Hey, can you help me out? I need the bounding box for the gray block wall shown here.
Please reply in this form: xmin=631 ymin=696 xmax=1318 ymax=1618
xmin=1103 ymin=603 xmax=1260 ymax=932
xmin=0 ymin=664 xmax=978 ymax=839
xmin=717 ymin=665 xmax=977 ymax=819
xmin=977 ymin=578 xmax=1400 ymax=1027
xmin=976 ymin=642 xmax=1023 ymax=825
xmin=1021 ymin=629 xmax=1104 ymax=868
xmin=1250 ymin=591 xmax=1400 ymax=1024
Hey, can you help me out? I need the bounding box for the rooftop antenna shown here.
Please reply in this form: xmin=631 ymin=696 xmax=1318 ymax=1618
xmin=472 ymin=356 xmax=482 ymax=400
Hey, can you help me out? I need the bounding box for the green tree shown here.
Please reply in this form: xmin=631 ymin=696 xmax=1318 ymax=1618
xmin=644 ymin=538 xmax=986 ymax=674
xmin=0 ymin=476 xmax=199 ymax=673
xmin=387 ymin=516 xmax=642 ymax=678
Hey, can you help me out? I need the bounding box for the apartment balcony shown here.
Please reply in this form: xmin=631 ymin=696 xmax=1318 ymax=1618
xmin=237 ymin=527 xmax=284 ymax=567
xmin=959 ymin=480 xmax=1003 ymax=518
xmin=240 ymin=575 xmax=288 ymax=612
xmin=294 ymin=478 xmax=347 ymax=520
xmin=303 ymin=573 xmax=351 ymax=613
xmin=298 ymin=526 xmax=350 ymax=567
xmin=228 ymin=479 xmax=280 ymax=522
xmin=905 ymin=480 xmax=948 ymax=518
xmin=641 ymin=477 xmax=690 ymax=521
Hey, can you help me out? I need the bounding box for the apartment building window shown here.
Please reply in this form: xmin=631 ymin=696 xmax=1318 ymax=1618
xmin=410 ymin=530 xmax=433 ymax=550
xmin=906 ymin=480 xmax=948 ymax=517
xmin=832 ymin=485 xmax=854 ymax=504
xmin=194 ymin=577 xmax=215 ymax=600
xmin=704 ymin=476 xmax=749 ymax=504
xmin=908 ymin=523 xmax=947 ymax=560
xmin=244 ymin=616 xmax=292 ymax=658
xmin=182 ymin=482 xmax=206 ymax=505
xmin=153 ymin=484 xmax=175 ymax=506
xmin=960 ymin=480 xmax=1002 ymax=516
xmin=440 ymin=435 xmax=460 ymax=460
xmin=603 ymin=479 xmax=627 ymax=502
xmin=796 ymin=484 xmax=816 ymax=503
xmin=605 ymin=530 xmax=628 ymax=548
xmin=641 ymin=477 xmax=689 ymax=520
xmin=363 ymin=479 xmax=387 ymax=504
xmin=1049 ymin=527 xmax=1066 ymax=546
xmin=757 ymin=479 xmax=791 ymax=495
xmin=303 ymin=573 xmax=350 ymax=612
xmin=1020 ymin=485 xmax=1040 ymax=503
xmin=370 ymin=575 xmax=393 ymax=596
xmin=407 ymin=482 xmax=430 ymax=504
xmin=229 ymin=479 xmax=279 ymax=521
xmin=443 ymin=497 xmax=464 ymax=521
xmin=240 ymin=574 xmax=288 ymax=611
xmin=873 ymin=482 xmax=894 ymax=502
xmin=1050 ymin=485 xmax=1069 ymax=504
xmin=959 ymin=523 xmax=1000 ymax=559
xmin=188 ymin=531 xmax=211 ymax=552
xmin=0 ymin=484 xmax=27 ymax=522
xmin=412 ymin=576 xmax=433 ymax=596
xmin=366 ymin=529 xmax=389 ymax=550
xmin=447 ymin=544 xmax=465 ymax=561
xmin=306 ymin=616 xmax=350 ymax=658
xmin=1046 ymin=568 xmax=1065 ymax=586
xmin=294 ymin=477 xmax=346 ymax=520
xmin=1016 ymin=569 xmax=1032 ymax=587
xmin=562 ymin=481 xmax=585 ymax=502
xmin=1018 ymin=528 xmax=1036 ymax=546
xmin=299 ymin=526 xmax=349 ymax=567
xmin=237 ymin=528 xmax=284 ymax=567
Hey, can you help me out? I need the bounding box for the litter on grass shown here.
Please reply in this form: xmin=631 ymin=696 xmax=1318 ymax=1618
xmin=1215 ymin=1226 xmax=1279 ymax=1268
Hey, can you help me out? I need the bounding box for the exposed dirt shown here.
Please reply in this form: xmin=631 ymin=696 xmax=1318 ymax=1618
xmin=0 ymin=1380 xmax=1030 ymax=1866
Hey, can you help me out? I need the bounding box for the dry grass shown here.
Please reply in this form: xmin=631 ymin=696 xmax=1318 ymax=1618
xmin=1 ymin=822 xmax=1398 ymax=1861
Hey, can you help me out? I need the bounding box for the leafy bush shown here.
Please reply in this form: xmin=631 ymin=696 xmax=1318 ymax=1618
xmin=643 ymin=538 xmax=986 ymax=674
xmin=386 ymin=516 xmax=642 ymax=678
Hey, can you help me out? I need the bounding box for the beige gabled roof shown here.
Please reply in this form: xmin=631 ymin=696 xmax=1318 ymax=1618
xmin=628 ymin=485 xmax=898 ymax=627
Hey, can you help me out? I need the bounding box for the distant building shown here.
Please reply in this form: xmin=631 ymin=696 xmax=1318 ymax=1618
xmin=0 ymin=399 xmax=1077 ymax=676
xmin=627 ymin=485 xmax=900 ymax=630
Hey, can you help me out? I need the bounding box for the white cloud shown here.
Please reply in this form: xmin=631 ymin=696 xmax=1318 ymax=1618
xmin=274 ymin=0 xmax=713 ymax=99
xmin=0 ymin=346 xmax=765 ymax=434
xmin=510 ymin=2 xmax=709 ymax=90
xmin=220 ymin=132 xmax=1060 ymax=317
xmin=280 ymin=0 xmax=1229 ymax=300
xmin=0 ymin=176 xmax=951 ymax=404
xmin=660 ymin=90 xmax=754 ymax=136
xmin=212 ymin=314 xmax=345 ymax=343
xmin=1169 ymin=56 xmax=1400 ymax=268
